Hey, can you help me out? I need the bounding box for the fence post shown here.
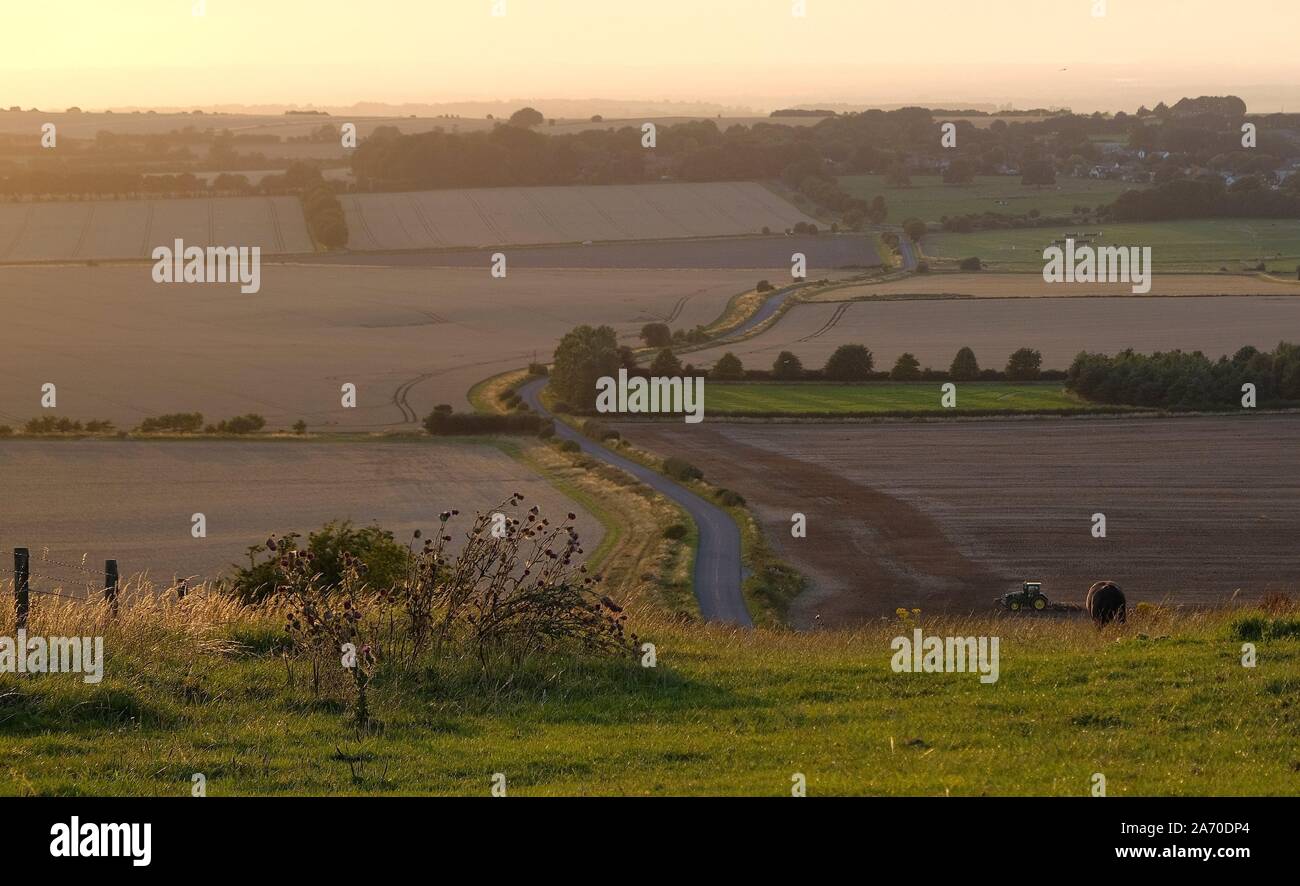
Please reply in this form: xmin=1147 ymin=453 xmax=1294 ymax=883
xmin=105 ymin=559 xmax=119 ymax=616
xmin=14 ymin=548 xmax=30 ymax=629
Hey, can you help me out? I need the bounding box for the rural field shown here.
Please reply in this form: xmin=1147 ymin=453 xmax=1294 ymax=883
xmin=0 ymin=438 xmax=600 ymax=590
xmin=302 ymin=233 xmax=879 ymax=270
xmin=839 ymin=174 xmax=1137 ymax=223
xmin=0 ymin=264 xmax=755 ymax=426
xmin=690 ymin=295 xmax=1300 ymax=371
xmin=805 ymin=271 xmax=1300 ymax=300
xmin=340 ymin=182 xmax=818 ymax=250
xmin=0 ymin=196 xmax=314 ymax=262
xmin=703 ymin=382 xmax=1093 ymax=415
xmin=618 ymin=415 xmax=1300 ymax=628
xmin=924 ymin=219 xmax=1300 ymax=272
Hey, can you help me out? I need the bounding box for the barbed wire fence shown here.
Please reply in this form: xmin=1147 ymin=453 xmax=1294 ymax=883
xmin=1 ymin=547 xmax=125 ymax=626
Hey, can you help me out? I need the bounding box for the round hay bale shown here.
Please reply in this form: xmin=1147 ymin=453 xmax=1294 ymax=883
xmin=1085 ymin=581 xmax=1127 ymax=626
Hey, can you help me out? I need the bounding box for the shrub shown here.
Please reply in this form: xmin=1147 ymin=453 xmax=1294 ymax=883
xmin=959 ymin=256 xmax=983 ymax=271
xmin=650 ymin=348 xmax=683 ymax=376
xmin=0 ymin=425 xmax=10 ymax=436
xmin=711 ymin=352 xmax=744 ymax=381
xmin=949 ymin=347 xmax=980 ymax=381
xmin=292 ymin=420 xmax=308 ymax=434
xmin=662 ymin=523 xmax=688 ymax=540
xmin=558 ymin=440 xmax=581 ymax=453
xmin=229 ymin=521 xmax=410 ymax=604
xmin=25 ymin=416 xmax=83 ymax=434
xmin=663 ymin=457 xmax=703 ymax=482
xmin=772 ymin=350 xmax=804 ymax=381
xmin=136 ymin=410 xmax=202 ymax=431
xmin=715 ymin=489 xmax=746 ymax=507
xmin=527 ymin=362 xmax=549 ymax=376
xmin=891 ymin=352 xmax=922 ymax=381
xmin=423 ymin=411 xmax=544 ymax=435
xmin=823 ymin=344 xmax=874 ymax=381
xmin=1005 ymin=347 xmax=1044 ymax=381
xmin=213 ymin=414 xmax=267 ymax=435
xmin=756 ymin=279 xmax=774 ymax=293
xmin=640 ymin=323 xmax=672 ymax=348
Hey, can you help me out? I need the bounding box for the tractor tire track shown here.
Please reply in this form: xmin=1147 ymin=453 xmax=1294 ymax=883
xmin=798 ymin=302 xmax=851 ymax=342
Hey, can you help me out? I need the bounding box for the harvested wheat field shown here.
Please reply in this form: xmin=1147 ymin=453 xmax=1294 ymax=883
xmin=0 ymin=264 xmax=753 ymax=427
xmin=805 ymin=272 xmax=1300 ymax=302
xmin=691 ymin=295 xmax=1300 ymax=372
xmin=0 ymin=196 xmax=314 ymax=262
xmin=0 ymin=439 xmax=599 ymax=588
xmin=341 ymin=182 xmax=817 ymax=250
xmin=618 ymin=414 xmax=1300 ymax=628
xmin=300 ymin=233 xmax=879 ymax=270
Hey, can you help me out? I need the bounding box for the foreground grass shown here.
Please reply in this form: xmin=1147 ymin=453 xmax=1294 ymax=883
xmin=705 ymin=381 xmax=1101 ymax=415
xmin=2 ymin=593 xmax=1296 ymax=796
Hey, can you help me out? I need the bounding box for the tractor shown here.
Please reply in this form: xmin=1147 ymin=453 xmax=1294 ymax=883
xmin=1002 ymin=581 xmax=1050 ymax=612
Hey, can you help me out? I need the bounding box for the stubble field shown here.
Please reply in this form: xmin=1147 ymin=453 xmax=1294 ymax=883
xmin=0 ymin=196 xmax=314 ymax=263
xmin=690 ymin=295 xmax=1300 ymax=372
xmin=618 ymin=415 xmax=1300 ymax=628
xmin=340 ymin=182 xmax=819 ymax=250
xmin=0 ymin=264 xmax=755 ymax=427
xmin=0 ymin=438 xmax=600 ymax=588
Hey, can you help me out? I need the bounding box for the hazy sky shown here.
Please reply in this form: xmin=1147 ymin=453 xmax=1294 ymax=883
xmin=6 ymin=0 xmax=1298 ymax=112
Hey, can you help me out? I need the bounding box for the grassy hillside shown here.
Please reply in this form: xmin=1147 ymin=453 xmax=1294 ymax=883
xmin=704 ymin=381 xmax=1096 ymax=415
xmin=3 ymin=590 xmax=1295 ymax=796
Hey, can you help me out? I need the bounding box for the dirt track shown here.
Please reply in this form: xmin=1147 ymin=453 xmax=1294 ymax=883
xmin=618 ymin=414 xmax=1300 ymax=628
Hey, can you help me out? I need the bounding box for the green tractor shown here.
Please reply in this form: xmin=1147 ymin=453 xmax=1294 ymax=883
xmin=1002 ymin=581 xmax=1050 ymax=612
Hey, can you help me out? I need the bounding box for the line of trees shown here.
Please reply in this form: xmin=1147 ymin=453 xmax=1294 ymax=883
xmin=711 ymin=345 xmax=1049 ymax=383
xmin=1066 ymin=343 xmax=1300 ymax=408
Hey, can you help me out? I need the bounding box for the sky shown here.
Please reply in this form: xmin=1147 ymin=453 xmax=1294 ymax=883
xmin=4 ymin=0 xmax=1298 ymax=112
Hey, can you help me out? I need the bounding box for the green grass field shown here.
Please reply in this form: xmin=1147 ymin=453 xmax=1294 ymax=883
xmin=839 ymin=175 xmax=1137 ymax=223
xmin=925 ymin=219 xmax=1300 ymax=272
xmin=4 ymin=602 xmax=1296 ymax=796
xmin=705 ymin=382 xmax=1095 ymax=415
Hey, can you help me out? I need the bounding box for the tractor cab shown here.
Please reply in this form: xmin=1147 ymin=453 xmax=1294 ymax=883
xmin=1002 ymin=581 xmax=1049 ymax=612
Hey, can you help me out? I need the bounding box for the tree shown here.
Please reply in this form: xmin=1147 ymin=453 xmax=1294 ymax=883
xmin=650 ymin=348 xmax=683 ymax=376
xmin=950 ymin=347 xmax=980 ymax=380
xmin=551 ymin=325 xmax=621 ymax=411
xmin=508 ymin=107 xmax=545 ymax=128
xmin=891 ymin=352 xmax=921 ymax=381
xmin=772 ymin=351 xmax=804 ymax=381
xmin=902 ymin=218 xmax=928 ymax=242
xmin=640 ymin=322 xmax=671 ymax=348
xmin=1005 ymin=348 xmax=1043 ymax=381
xmin=712 ymin=352 xmax=744 ymax=381
xmin=823 ymin=344 xmax=874 ymax=381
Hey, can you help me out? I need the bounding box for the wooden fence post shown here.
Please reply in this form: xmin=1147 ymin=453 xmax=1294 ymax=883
xmin=105 ymin=559 xmax=119 ymax=615
xmin=14 ymin=548 xmax=30 ymax=629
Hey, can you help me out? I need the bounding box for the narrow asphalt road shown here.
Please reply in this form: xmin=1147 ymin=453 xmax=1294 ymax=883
xmin=520 ymin=379 xmax=751 ymax=627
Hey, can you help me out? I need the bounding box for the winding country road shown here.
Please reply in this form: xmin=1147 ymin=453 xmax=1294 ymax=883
xmin=520 ymin=379 xmax=751 ymax=627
